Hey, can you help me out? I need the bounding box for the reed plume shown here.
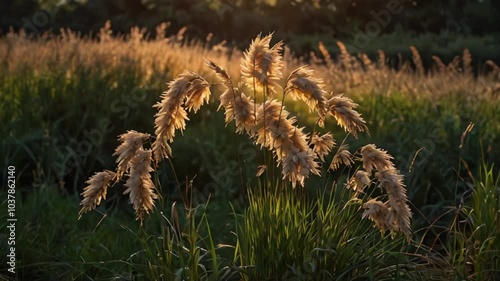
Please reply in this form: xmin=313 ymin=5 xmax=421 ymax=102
xmin=348 ymin=170 xmax=371 ymax=192
xmin=253 ymin=100 xmax=319 ymax=187
xmin=410 ymin=46 xmax=424 ymax=76
xmin=432 ymin=56 xmax=447 ymax=74
xmin=318 ymin=41 xmax=333 ymax=67
xmin=220 ymin=87 xmax=256 ymax=133
xmin=113 ymin=130 xmax=150 ymax=181
xmin=241 ymin=33 xmax=283 ymax=94
xmin=123 ymin=149 xmax=158 ymax=222
xmin=362 ymin=199 xmax=390 ymax=234
xmin=152 ymin=70 xmax=211 ymax=163
xmin=361 ymin=144 xmax=412 ymax=239
xmin=328 ymin=95 xmax=368 ymax=138
xmin=337 ymin=41 xmax=353 ymax=71
xmin=330 ymin=144 xmax=354 ymax=171
xmin=310 ymin=132 xmax=335 ymax=162
xmin=284 ymin=65 xmax=329 ymax=126
xmin=79 ymin=170 xmax=116 ymax=217
xmin=361 ymin=144 xmax=394 ymax=174
xmin=462 ymin=49 xmax=472 ymax=76
xmin=376 ymin=169 xmax=412 ymax=238
xmin=377 ymin=50 xmax=386 ymax=69
xmin=207 ymin=60 xmax=256 ymax=133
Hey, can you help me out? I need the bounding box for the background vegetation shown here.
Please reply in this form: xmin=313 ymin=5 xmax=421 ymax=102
xmin=0 ymin=0 xmax=499 ymax=280
xmin=2 ymin=0 xmax=500 ymax=64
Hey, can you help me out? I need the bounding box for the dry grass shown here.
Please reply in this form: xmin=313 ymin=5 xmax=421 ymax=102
xmin=74 ymin=32 xmax=413 ymax=238
xmin=79 ymin=170 xmax=116 ymax=217
xmin=1 ymin=23 xmax=498 ymax=103
xmin=360 ymin=144 xmax=412 ymax=239
xmin=89 ymin=34 xmax=416 ymax=241
xmin=152 ymin=70 xmax=211 ymax=162
xmin=2 ymin=24 xmax=488 ymax=236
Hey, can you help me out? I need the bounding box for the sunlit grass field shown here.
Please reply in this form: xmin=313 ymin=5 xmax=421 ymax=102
xmin=1 ymin=24 xmax=499 ymax=280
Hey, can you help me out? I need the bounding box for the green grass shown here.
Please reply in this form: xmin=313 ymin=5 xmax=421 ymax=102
xmin=1 ymin=34 xmax=499 ymax=279
xmin=445 ymin=162 xmax=500 ymax=280
xmin=235 ymin=180 xmax=421 ymax=280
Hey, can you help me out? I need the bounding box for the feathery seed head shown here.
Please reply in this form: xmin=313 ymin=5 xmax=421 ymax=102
xmin=123 ymin=149 xmax=158 ymax=222
xmin=282 ymin=149 xmax=320 ymax=188
xmin=348 ymin=170 xmax=371 ymax=192
xmin=241 ymin=33 xmax=283 ymax=93
xmin=310 ymin=132 xmax=335 ymax=162
xmin=220 ymin=87 xmax=256 ymax=133
xmin=184 ymin=73 xmax=211 ymax=113
xmin=79 ymin=170 xmax=116 ymax=217
xmin=152 ymin=70 xmax=210 ymax=163
xmin=113 ymin=130 xmax=150 ymax=180
xmin=330 ymin=144 xmax=354 ymax=171
xmin=252 ymin=100 xmax=319 ymax=187
xmin=361 ymin=144 xmax=395 ymax=174
xmin=376 ymin=168 xmax=412 ymax=238
xmin=328 ymin=95 xmax=368 ymax=138
xmin=285 ymin=66 xmax=329 ymax=125
xmin=362 ymin=199 xmax=390 ymax=234
xmin=206 ymin=59 xmax=233 ymax=90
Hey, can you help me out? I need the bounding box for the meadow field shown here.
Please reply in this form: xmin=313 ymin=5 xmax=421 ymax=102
xmin=1 ymin=24 xmax=499 ymax=280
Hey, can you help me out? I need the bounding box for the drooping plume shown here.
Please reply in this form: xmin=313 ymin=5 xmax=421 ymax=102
xmin=310 ymin=132 xmax=335 ymax=162
xmin=79 ymin=170 xmax=116 ymax=217
xmin=328 ymin=95 xmax=368 ymax=138
xmin=361 ymin=144 xmax=395 ymax=174
xmin=348 ymin=170 xmax=371 ymax=193
xmin=123 ymin=149 xmax=158 ymax=222
xmin=330 ymin=144 xmax=354 ymax=171
xmin=253 ymin=100 xmax=320 ymax=187
xmin=207 ymin=60 xmax=256 ymax=133
xmin=113 ymin=130 xmax=150 ymax=181
xmin=284 ymin=66 xmax=329 ymax=126
xmin=152 ymin=70 xmax=211 ymax=163
xmin=360 ymin=144 xmax=412 ymax=239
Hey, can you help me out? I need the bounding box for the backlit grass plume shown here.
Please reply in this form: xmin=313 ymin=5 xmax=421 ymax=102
xmin=209 ymin=59 xmax=319 ymax=186
xmin=360 ymin=144 xmax=412 ymax=239
xmin=152 ymin=70 xmax=211 ymax=163
xmin=253 ymin=100 xmax=320 ymax=186
xmin=80 ymin=33 xmax=412 ymax=239
xmin=123 ymin=149 xmax=158 ymax=221
xmin=328 ymin=94 xmax=368 ymax=138
xmin=284 ymin=65 xmax=329 ymax=126
xmin=207 ymin=60 xmax=256 ymax=134
xmin=80 ymin=130 xmax=159 ymax=223
xmin=311 ymin=132 xmax=335 ymax=162
xmin=241 ymin=33 xmax=284 ymax=94
xmin=79 ymin=170 xmax=116 ymax=218
xmin=113 ymin=130 xmax=150 ymax=181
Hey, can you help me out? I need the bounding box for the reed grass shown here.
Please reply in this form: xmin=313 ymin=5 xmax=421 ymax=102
xmin=2 ymin=23 xmax=499 ymax=280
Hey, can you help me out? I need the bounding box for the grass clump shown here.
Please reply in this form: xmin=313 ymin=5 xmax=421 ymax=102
xmin=446 ymin=162 xmax=500 ymax=280
xmin=74 ymin=33 xmax=417 ymax=280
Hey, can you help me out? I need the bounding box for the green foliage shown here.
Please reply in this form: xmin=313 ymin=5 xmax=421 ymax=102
xmin=352 ymin=91 xmax=499 ymax=227
xmin=234 ymin=181 xmax=422 ymax=280
xmin=0 ymin=185 xmax=243 ymax=280
xmin=447 ymin=163 xmax=500 ymax=280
